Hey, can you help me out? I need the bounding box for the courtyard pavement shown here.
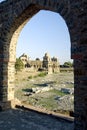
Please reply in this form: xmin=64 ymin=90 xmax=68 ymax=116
xmin=0 ymin=108 xmax=74 ymax=130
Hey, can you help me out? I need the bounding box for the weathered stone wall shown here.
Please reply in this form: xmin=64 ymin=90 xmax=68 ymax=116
xmin=0 ymin=0 xmax=87 ymax=129
xmin=19 ymin=53 xmax=60 ymax=73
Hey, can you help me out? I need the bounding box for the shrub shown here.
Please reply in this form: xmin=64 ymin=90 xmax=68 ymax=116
xmin=38 ymin=72 xmax=47 ymax=77
xmin=28 ymin=76 xmax=33 ymax=79
xmin=63 ymin=61 xmax=73 ymax=68
xmin=15 ymin=58 xmax=24 ymax=72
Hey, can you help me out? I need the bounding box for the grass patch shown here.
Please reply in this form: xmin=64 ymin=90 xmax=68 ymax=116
xmin=15 ymin=72 xmax=74 ymax=114
xmin=27 ymin=95 xmax=58 ymax=110
xmin=37 ymin=72 xmax=47 ymax=77
xmin=49 ymin=89 xmax=66 ymax=96
xmin=28 ymin=76 xmax=33 ymax=79
xmin=39 ymin=97 xmax=57 ymax=110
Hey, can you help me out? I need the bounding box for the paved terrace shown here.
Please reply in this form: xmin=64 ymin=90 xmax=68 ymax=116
xmin=0 ymin=108 xmax=74 ymax=130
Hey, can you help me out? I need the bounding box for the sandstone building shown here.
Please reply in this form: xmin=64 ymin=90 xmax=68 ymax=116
xmin=19 ymin=53 xmax=60 ymax=74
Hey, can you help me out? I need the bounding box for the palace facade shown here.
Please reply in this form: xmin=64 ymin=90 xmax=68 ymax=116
xmin=19 ymin=53 xmax=60 ymax=74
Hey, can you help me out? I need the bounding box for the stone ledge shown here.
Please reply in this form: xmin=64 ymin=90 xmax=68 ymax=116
xmin=0 ymin=101 xmax=11 ymax=111
xmin=15 ymin=100 xmax=74 ymax=123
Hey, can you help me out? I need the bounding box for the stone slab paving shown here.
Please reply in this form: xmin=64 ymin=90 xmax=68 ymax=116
xmin=0 ymin=109 xmax=74 ymax=130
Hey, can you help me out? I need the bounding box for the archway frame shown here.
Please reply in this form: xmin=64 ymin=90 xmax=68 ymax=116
xmin=0 ymin=0 xmax=87 ymax=129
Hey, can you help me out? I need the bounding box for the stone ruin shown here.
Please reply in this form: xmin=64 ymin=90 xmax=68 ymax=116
xmin=19 ymin=53 xmax=60 ymax=74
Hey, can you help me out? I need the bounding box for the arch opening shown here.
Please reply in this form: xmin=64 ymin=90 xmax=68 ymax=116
xmin=14 ymin=10 xmax=74 ymax=116
xmin=0 ymin=0 xmax=74 ymax=113
xmin=0 ymin=0 xmax=87 ymax=129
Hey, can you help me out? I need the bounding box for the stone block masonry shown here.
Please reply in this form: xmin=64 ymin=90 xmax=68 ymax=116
xmin=19 ymin=52 xmax=60 ymax=73
xmin=0 ymin=0 xmax=87 ymax=130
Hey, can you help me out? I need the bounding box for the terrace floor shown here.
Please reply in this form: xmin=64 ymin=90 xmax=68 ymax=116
xmin=0 ymin=108 xmax=74 ymax=130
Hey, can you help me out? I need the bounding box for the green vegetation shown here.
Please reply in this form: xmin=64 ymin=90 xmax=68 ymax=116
xmin=37 ymin=72 xmax=47 ymax=77
xmin=28 ymin=76 xmax=33 ymax=79
xmin=15 ymin=71 xmax=74 ymax=115
xmin=27 ymin=72 xmax=47 ymax=80
xmin=63 ymin=61 xmax=73 ymax=68
xmin=37 ymin=97 xmax=58 ymax=110
xmin=26 ymin=90 xmax=66 ymax=111
xmin=15 ymin=58 xmax=24 ymax=72
xmin=49 ymin=89 xmax=66 ymax=96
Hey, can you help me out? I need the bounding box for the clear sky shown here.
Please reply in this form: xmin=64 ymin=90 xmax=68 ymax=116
xmin=0 ymin=0 xmax=5 ymax=2
xmin=0 ymin=0 xmax=72 ymax=64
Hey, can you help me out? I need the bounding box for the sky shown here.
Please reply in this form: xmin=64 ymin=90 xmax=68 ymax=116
xmin=0 ymin=0 xmax=5 ymax=2
xmin=0 ymin=0 xmax=72 ymax=64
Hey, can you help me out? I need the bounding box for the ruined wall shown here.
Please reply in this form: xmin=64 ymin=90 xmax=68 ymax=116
xmin=19 ymin=53 xmax=60 ymax=73
xmin=0 ymin=0 xmax=87 ymax=129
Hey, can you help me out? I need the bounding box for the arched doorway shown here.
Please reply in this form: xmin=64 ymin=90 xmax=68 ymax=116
xmin=15 ymin=10 xmax=73 ymax=115
xmin=0 ymin=0 xmax=86 ymax=129
xmin=3 ymin=1 xmax=74 ymax=102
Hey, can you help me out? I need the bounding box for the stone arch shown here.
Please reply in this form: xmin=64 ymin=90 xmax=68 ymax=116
xmin=0 ymin=0 xmax=87 ymax=129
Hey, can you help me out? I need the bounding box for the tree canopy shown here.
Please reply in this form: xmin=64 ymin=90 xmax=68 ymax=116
xmin=15 ymin=58 xmax=24 ymax=72
xmin=63 ymin=61 xmax=73 ymax=68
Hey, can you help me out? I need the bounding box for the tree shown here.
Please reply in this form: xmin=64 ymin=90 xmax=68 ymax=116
xmin=63 ymin=61 xmax=73 ymax=68
xmin=36 ymin=58 xmax=40 ymax=61
xmin=15 ymin=58 xmax=24 ymax=72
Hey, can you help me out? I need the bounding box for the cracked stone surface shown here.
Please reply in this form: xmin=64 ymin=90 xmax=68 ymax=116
xmin=0 ymin=109 xmax=74 ymax=130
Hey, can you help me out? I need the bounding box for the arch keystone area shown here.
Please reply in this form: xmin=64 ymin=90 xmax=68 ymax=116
xmin=0 ymin=0 xmax=87 ymax=129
